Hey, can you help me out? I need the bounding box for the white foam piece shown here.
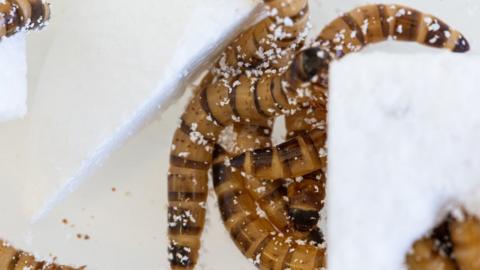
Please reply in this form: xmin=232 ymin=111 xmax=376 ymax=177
xmin=0 ymin=0 xmax=260 ymax=220
xmin=0 ymin=34 xmax=27 ymax=122
xmin=327 ymin=53 xmax=480 ymax=270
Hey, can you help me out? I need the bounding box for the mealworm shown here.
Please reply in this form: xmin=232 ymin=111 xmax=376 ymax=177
xmin=229 ymin=121 xmax=326 ymax=239
xmin=406 ymin=238 xmax=457 ymax=270
xmin=0 ymin=240 xmax=83 ymax=270
xmin=317 ymin=4 xmax=469 ymax=59
xmin=167 ymin=1 xmax=310 ymax=268
xmin=407 ymin=212 xmax=480 ymax=270
xmin=212 ymin=140 xmax=326 ymax=269
xmin=0 ymin=0 xmax=50 ymax=39
xmin=214 ymin=0 xmax=309 ymax=78
xmin=229 ymin=4 xmax=469 ymax=181
xmin=285 ymin=109 xmax=327 ymax=232
xmin=449 ymin=214 xmax=480 ymax=270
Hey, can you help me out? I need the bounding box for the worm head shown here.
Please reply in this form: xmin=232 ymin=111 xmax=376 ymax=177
xmin=286 ymin=47 xmax=331 ymax=106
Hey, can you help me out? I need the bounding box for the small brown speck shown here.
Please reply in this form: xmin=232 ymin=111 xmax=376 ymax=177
xmin=76 ymin=234 xmax=82 ymax=239
xmin=111 ymin=187 xmax=116 ymax=192
xmin=84 ymin=235 xmax=90 ymax=240
xmin=62 ymin=219 xmax=68 ymax=225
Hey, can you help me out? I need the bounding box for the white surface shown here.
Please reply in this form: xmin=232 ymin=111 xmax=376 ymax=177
xmin=327 ymin=53 xmax=480 ymax=270
xmin=0 ymin=0 xmax=260 ymax=219
xmin=0 ymin=92 xmax=256 ymax=269
xmin=1 ymin=0 xmax=480 ymax=269
xmin=0 ymin=34 xmax=27 ymax=122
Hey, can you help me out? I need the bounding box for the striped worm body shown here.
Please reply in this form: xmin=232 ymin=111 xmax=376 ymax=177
xmin=228 ymin=4 xmax=470 ymax=181
xmin=450 ymin=214 xmax=480 ymax=270
xmin=285 ymin=107 xmax=327 ymax=232
xmin=232 ymin=123 xmax=293 ymax=233
xmin=0 ymin=0 xmax=50 ymax=38
xmin=230 ymin=123 xmax=325 ymax=242
xmin=216 ymin=0 xmax=309 ymax=77
xmin=317 ymin=4 xmax=469 ymax=59
xmin=212 ymin=141 xmax=326 ymax=270
xmin=168 ymin=1 xmax=313 ymax=268
xmin=407 ymin=212 xmax=480 ymax=270
xmin=230 ymin=128 xmax=327 ymax=180
xmin=169 ymin=3 xmax=470 ymax=269
xmin=406 ymin=238 xmax=456 ymax=270
xmin=0 ymin=240 xmax=82 ymax=270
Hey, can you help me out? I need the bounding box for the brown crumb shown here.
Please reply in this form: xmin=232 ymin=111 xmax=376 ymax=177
xmin=76 ymin=233 xmax=91 ymax=240
xmin=111 ymin=187 xmax=116 ymax=192
xmin=62 ymin=219 xmax=68 ymax=225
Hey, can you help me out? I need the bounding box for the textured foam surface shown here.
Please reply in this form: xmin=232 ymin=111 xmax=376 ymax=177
xmin=327 ymin=53 xmax=480 ymax=270
xmin=0 ymin=0 xmax=259 ymax=220
xmin=0 ymin=34 xmax=27 ymax=122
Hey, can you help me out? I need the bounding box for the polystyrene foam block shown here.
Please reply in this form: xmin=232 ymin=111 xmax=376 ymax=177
xmin=327 ymin=53 xmax=480 ymax=270
xmin=0 ymin=34 xmax=27 ymax=122
xmin=0 ymin=0 xmax=260 ymax=220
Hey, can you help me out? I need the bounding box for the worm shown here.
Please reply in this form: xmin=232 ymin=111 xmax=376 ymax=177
xmin=449 ymin=213 xmax=480 ymax=270
xmin=407 ymin=212 xmax=480 ymax=270
xmin=212 ymin=127 xmax=326 ymax=269
xmin=0 ymin=240 xmax=83 ymax=269
xmin=168 ymin=3 xmax=470 ymax=269
xmin=0 ymin=0 xmax=50 ymax=38
xmin=214 ymin=0 xmax=309 ymax=78
xmin=406 ymin=238 xmax=457 ymax=270
xmin=229 ymin=4 xmax=469 ymax=181
xmin=223 ymin=3 xmax=471 ymax=261
xmin=167 ymin=1 xmax=310 ymax=268
xmin=284 ymin=108 xmax=327 ymax=232
xmin=229 ymin=121 xmax=326 ymax=239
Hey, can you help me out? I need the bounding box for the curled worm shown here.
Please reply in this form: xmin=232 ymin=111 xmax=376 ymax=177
xmin=168 ymin=3 xmax=470 ymax=269
xmin=230 ymin=4 xmax=470 ymax=181
xmin=167 ymin=1 xmax=309 ymax=269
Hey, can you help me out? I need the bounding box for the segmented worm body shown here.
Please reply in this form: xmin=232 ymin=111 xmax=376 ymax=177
xmin=212 ymin=128 xmax=326 ymax=269
xmin=168 ymin=3 xmax=471 ymax=269
xmin=229 ymin=4 xmax=470 ymax=181
xmin=0 ymin=240 xmax=82 ymax=270
xmin=214 ymin=0 xmax=309 ymax=78
xmin=407 ymin=212 xmax=480 ymax=270
xmin=167 ymin=1 xmax=309 ymax=268
xmin=0 ymin=0 xmax=50 ymax=38
xmin=284 ymin=108 xmax=327 ymax=232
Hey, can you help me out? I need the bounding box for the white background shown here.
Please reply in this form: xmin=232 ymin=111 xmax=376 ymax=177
xmin=1 ymin=0 xmax=479 ymax=269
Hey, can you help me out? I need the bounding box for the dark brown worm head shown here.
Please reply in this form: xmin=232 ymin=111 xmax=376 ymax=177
xmin=284 ymin=47 xmax=332 ymax=108
xmin=453 ymin=35 xmax=470 ymax=53
xmin=288 ymin=47 xmax=332 ymax=88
